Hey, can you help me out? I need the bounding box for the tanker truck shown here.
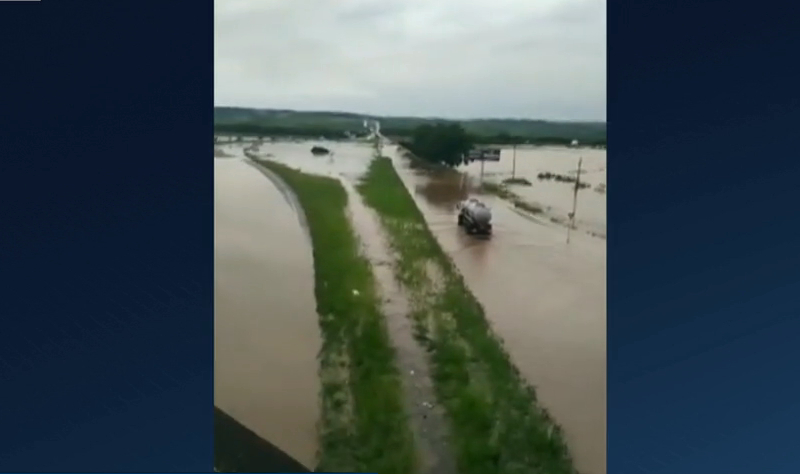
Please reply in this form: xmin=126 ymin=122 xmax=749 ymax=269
xmin=456 ymin=198 xmax=493 ymax=235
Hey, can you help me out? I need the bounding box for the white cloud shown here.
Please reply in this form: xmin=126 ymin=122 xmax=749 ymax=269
xmin=215 ymin=0 xmax=606 ymax=120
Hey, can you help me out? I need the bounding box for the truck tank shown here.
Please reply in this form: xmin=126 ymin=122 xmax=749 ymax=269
xmin=457 ymin=198 xmax=493 ymax=234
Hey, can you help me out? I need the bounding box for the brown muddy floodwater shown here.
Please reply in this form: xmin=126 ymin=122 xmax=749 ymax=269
xmin=247 ymin=140 xmax=375 ymax=180
xmin=389 ymin=146 xmax=607 ymax=474
xmin=238 ymin=139 xmax=606 ymax=474
xmin=462 ymin=146 xmax=607 ymax=237
xmin=214 ymin=152 xmax=320 ymax=469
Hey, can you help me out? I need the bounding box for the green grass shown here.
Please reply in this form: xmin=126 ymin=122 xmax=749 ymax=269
xmin=252 ymin=159 xmax=417 ymax=474
xmin=356 ymin=157 xmax=576 ymax=474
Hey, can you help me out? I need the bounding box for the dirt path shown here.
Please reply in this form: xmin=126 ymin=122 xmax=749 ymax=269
xmin=247 ymin=147 xmax=454 ymax=473
xmin=341 ymin=181 xmax=458 ymax=474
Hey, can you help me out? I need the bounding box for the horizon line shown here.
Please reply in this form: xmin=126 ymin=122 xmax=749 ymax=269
xmin=213 ymin=104 xmax=607 ymax=124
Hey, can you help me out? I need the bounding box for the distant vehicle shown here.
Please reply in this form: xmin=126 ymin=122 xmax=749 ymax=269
xmin=457 ymin=198 xmax=493 ymax=235
xmin=311 ymin=145 xmax=331 ymax=155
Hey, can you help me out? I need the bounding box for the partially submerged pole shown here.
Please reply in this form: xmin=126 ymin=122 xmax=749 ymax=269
xmin=572 ymin=156 xmax=582 ymax=218
xmin=512 ymin=144 xmax=517 ymax=179
xmin=567 ymin=156 xmax=583 ymax=244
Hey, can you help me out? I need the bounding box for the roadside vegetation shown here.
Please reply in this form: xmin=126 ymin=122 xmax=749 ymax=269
xmin=398 ymin=123 xmax=474 ymax=167
xmin=251 ymin=160 xmax=417 ymax=474
xmin=356 ymin=157 xmax=576 ymax=474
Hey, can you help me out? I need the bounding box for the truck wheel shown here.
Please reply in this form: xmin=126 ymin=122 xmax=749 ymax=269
xmin=457 ymin=214 xmax=465 ymax=226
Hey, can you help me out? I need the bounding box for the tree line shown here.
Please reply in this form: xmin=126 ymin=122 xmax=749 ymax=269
xmin=397 ymin=123 xmax=606 ymax=167
xmin=215 ymin=122 xmax=606 ymax=167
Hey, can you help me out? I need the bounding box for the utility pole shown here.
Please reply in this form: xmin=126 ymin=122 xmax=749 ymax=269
xmin=512 ymin=144 xmax=517 ymax=180
xmin=480 ymin=157 xmax=485 ymax=185
xmin=567 ymin=156 xmax=582 ymax=244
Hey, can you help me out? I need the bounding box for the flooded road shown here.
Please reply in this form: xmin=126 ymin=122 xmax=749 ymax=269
xmin=461 ymin=146 xmax=607 ymax=237
xmin=233 ymin=139 xmax=606 ymax=474
xmin=246 ymin=140 xmax=375 ymax=181
xmin=214 ymin=152 xmax=320 ymax=468
xmin=389 ymin=147 xmax=607 ymax=474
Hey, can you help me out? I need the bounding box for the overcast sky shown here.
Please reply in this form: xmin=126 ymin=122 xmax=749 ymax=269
xmin=215 ymin=0 xmax=606 ymax=121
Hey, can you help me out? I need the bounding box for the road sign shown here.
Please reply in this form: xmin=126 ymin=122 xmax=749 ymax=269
xmin=467 ymin=148 xmax=501 ymax=162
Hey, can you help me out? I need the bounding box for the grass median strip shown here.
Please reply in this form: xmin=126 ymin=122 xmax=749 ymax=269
xmin=253 ymin=159 xmax=417 ymax=474
xmin=357 ymin=157 xmax=577 ymax=474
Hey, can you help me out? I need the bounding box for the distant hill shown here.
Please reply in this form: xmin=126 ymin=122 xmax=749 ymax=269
xmin=214 ymin=107 xmax=606 ymax=142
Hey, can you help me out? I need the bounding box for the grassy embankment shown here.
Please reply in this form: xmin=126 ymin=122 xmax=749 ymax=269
xmin=252 ymin=160 xmax=416 ymax=474
xmin=356 ymin=157 xmax=575 ymax=474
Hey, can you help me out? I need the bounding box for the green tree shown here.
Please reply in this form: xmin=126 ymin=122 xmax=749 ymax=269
xmin=404 ymin=123 xmax=473 ymax=167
